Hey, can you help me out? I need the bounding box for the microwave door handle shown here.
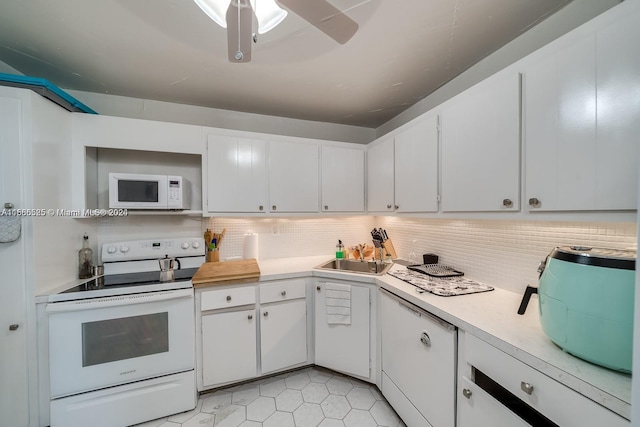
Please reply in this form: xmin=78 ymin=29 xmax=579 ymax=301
xmin=46 ymin=288 xmax=193 ymax=314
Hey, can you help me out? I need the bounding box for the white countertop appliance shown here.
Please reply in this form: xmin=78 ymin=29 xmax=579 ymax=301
xmin=45 ymin=237 xmax=204 ymax=427
xmin=109 ymin=172 xmax=189 ymax=210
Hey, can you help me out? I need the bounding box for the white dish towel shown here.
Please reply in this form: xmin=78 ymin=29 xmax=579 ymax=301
xmin=325 ymin=282 xmax=351 ymax=325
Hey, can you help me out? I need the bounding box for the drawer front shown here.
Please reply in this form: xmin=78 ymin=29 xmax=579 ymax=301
xmin=201 ymin=286 xmax=256 ymax=311
xmin=260 ymin=279 xmax=306 ymax=304
xmin=458 ymin=376 xmax=530 ymax=427
xmin=465 ymin=333 xmax=629 ymax=427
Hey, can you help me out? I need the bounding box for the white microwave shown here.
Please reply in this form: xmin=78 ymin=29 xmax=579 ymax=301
xmin=108 ymin=173 xmax=189 ymax=210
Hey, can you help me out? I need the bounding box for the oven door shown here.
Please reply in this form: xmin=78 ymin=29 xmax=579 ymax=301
xmin=46 ymin=288 xmax=194 ymax=398
xmin=108 ymin=173 xmax=168 ymax=209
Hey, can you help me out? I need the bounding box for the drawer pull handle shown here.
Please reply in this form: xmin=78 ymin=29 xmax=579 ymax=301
xmin=521 ymin=382 xmax=534 ymax=395
xmin=247 ymin=314 xmax=253 ymax=320
xmin=9 ymin=324 xmax=19 ymax=331
xmin=462 ymin=388 xmax=472 ymax=399
xmin=226 ymin=296 xmax=232 ymax=302
xmin=420 ymin=331 xmax=431 ymax=347
xmin=317 ymin=286 xmax=321 ymax=291
xmin=281 ymin=291 xmax=286 ymax=296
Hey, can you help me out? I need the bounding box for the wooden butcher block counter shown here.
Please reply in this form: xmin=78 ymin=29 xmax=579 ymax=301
xmin=192 ymin=259 xmax=260 ymax=288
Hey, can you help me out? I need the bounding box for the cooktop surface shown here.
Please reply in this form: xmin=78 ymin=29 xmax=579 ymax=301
xmin=61 ymin=267 xmax=199 ymax=294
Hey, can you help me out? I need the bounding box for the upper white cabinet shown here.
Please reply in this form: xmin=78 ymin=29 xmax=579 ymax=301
xmin=394 ymin=115 xmax=439 ymax=213
xmin=524 ymin=17 xmax=639 ymax=211
xmin=321 ymin=145 xmax=365 ymax=212
xmin=207 ymin=135 xmax=267 ymax=213
xmin=441 ymin=72 xmax=521 ymax=212
xmin=367 ymin=137 xmax=395 ymax=212
xmin=268 ymin=140 xmax=319 ymax=213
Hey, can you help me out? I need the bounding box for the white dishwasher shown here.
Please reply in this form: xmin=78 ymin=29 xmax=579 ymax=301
xmin=380 ymin=288 xmax=456 ymax=427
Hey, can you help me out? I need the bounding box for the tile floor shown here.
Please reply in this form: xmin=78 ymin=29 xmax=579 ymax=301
xmin=134 ymin=366 xmax=406 ymax=427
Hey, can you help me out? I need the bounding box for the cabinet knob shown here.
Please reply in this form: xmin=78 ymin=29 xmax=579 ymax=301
xmin=528 ymin=198 xmax=541 ymax=208
xmin=9 ymin=324 xmax=19 ymax=331
xmin=520 ymin=381 xmax=534 ymax=395
xmin=386 ymin=204 xmax=392 ymax=209
xmin=317 ymin=285 xmax=321 ymax=292
xmin=324 ymin=205 xmax=328 ymax=210
xmin=259 ymin=205 xmax=264 ymax=211
xmin=247 ymin=314 xmax=253 ymax=320
xmin=394 ymin=205 xmax=399 ymax=210
xmin=420 ymin=331 xmax=431 ymax=347
xmin=502 ymin=198 xmax=513 ymax=208
xmin=263 ymin=311 xmax=269 ymax=317
xmin=272 ymin=205 xmax=277 ymax=211
xmin=281 ymin=291 xmax=286 ymax=297
xmin=4 ymin=202 xmax=14 ymax=209
xmin=226 ymin=295 xmax=232 ymax=302
xmin=462 ymin=388 xmax=472 ymax=399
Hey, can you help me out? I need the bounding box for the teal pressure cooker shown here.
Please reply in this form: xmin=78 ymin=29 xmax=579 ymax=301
xmin=521 ymin=246 xmax=636 ymax=372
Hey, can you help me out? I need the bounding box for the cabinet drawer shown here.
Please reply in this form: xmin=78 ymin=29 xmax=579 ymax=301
xmin=465 ymin=333 xmax=628 ymax=427
xmin=201 ymin=286 xmax=256 ymax=311
xmin=260 ymin=279 xmax=306 ymax=304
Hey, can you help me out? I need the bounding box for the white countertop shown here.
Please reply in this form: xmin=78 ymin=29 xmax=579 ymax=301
xmin=257 ymin=256 xmax=631 ymax=420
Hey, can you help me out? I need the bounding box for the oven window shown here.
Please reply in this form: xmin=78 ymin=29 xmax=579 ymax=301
xmin=82 ymin=312 xmax=169 ymax=367
xmin=118 ymin=180 xmax=159 ymax=203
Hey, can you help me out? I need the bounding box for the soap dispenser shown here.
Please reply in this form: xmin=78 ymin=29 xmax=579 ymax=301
xmin=78 ymin=233 xmax=94 ymax=279
xmin=336 ymin=240 xmax=345 ymax=259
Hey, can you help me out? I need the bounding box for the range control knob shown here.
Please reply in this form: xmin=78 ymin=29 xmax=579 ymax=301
xmin=120 ymin=246 xmax=129 ymax=253
xmin=107 ymin=246 xmax=117 ymax=254
xmin=181 ymin=241 xmax=190 ymax=250
xmin=192 ymin=241 xmax=200 ymax=249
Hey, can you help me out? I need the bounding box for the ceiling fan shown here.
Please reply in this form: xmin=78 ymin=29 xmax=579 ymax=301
xmin=194 ymin=0 xmax=359 ymax=62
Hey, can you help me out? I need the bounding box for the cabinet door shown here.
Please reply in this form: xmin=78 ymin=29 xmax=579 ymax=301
xmin=321 ymin=146 xmax=364 ymax=212
xmin=269 ymin=140 xmax=319 ymax=212
xmin=201 ymin=309 xmax=257 ymax=386
xmin=207 ymin=136 xmax=266 ymax=213
xmin=366 ymin=137 xmax=395 ymax=212
xmin=524 ymin=36 xmax=597 ymax=211
xmin=260 ymin=299 xmax=307 ymax=374
xmin=394 ymin=115 xmax=439 ymax=212
xmin=314 ymin=282 xmax=370 ymax=378
xmin=525 ymin=20 xmax=639 ymax=211
xmin=441 ymin=73 xmax=520 ymax=212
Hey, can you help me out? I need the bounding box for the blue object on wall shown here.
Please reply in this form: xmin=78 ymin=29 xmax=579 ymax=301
xmin=0 ymin=73 xmax=98 ymax=114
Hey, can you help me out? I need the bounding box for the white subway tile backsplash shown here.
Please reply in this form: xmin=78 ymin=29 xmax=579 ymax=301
xmin=379 ymin=217 xmax=637 ymax=294
xmin=96 ymin=214 xmax=637 ymax=296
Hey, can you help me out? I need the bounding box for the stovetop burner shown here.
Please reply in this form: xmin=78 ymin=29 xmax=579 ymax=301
xmin=62 ymin=267 xmax=200 ymax=294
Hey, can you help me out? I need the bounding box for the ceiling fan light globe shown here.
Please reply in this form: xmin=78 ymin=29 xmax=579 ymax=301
xmin=194 ymin=0 xmax=232 ymax=28
xmin=251 ymin=0 xmax=288 ymax=33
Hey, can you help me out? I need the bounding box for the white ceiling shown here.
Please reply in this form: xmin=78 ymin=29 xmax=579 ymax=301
xmin=0 ymin=0 xmax=590 ymax=128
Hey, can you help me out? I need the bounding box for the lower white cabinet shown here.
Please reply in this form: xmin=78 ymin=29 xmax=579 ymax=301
xmin=458 ymin=331 xmax=629 ymax=427
xmin=380 ymin=288 xmax=456 ymax=427
xmin=260 ymin=299 xmax=307 ymax=374
xmin=314 ymin=280 xmax=371 ymax=379
xmin=197 ymin=279 xmax=309 ymax=390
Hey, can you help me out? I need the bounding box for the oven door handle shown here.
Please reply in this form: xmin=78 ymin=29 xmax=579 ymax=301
xmin=45 ymin=288 xmax=193 ymax=313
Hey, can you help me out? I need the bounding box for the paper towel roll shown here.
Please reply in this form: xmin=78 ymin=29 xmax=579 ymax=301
xmin=243 ymin=232 xmax=259 ymax=260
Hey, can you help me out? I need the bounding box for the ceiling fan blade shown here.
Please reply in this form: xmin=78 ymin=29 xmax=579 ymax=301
xmin=226 ymin=0 xmax=253 ymax=62
xmin=277 ymin=0 xmax=358 ymax=45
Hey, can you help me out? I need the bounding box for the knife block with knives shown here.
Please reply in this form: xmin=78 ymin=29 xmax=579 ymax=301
xmin=371 ymin=228 xmax=397 ymax=259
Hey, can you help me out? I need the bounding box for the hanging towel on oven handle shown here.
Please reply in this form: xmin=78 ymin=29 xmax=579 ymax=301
xmin=325 ymin=282 xmax=351 ymax=325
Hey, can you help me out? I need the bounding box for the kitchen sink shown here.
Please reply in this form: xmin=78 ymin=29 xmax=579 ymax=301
xmin=315 ymin=259 xmax=393 ymax=276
